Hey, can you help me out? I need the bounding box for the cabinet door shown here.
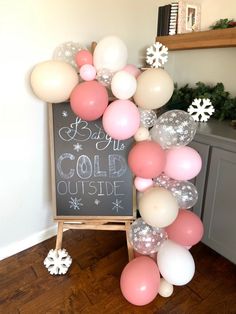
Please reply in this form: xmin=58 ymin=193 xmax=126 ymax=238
xmin=189 ymin=141 xmax=210 ymax=218
xmin=202 ymin=147 xmax=236 ymax=264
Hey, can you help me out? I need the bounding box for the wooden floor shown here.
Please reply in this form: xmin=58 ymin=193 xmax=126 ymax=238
xmin=0 ymin=229 xmax=235 ymax=314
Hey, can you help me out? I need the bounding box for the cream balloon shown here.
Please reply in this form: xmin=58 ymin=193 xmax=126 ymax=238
xmin=111 ymin=70 xmax=137 ymax=100
xmin=159 ymin=278 xmax=174 ymax=298
xmin=93 ymin=36 xmax=128 ymax=72
xmin=157 ymin=240 xmax=195 ymax=286
xmin=133 ymin=68 xmax=174 ymax=109
xmin=134 ymin=127 xmax=150 ymax=142
xmin=30 ymin=60 xmax=79 ymax=103
xmin=139 ymin=187 xmax=179 ymax=228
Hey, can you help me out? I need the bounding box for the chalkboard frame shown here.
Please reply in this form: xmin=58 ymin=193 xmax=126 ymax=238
xmin=48 ymin=102 xmax=136 ymax=221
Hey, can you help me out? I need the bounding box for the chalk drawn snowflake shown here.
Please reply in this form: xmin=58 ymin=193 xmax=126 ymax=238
xmin=62 ymin=110 xmax=68 ymax=117
xmin=146 ymin=42 xmax=168 ymax=68
xmin=44 ymin=249 xmax=72 ymax=275
xmin=73 ymin=143 xmax=83 ymax=152
xmin=69 ymin=197 xmax=83 ymax=210
xmin=112 ymin=199 xmax=124 ymax=213
xmin=94 ymin=199 xmax=100 ymax=206
xmin=188 ymin=98 xmax=215 ymax=122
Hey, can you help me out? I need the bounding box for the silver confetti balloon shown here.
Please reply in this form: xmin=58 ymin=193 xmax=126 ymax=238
xmin=167 ymin=180 xmax=198 ymax=209
xmin=153 ymin=173 xmax=171 ymax=188
xmin=139 ymin=108 xmax=158 ymax=128
xmin=53 ymin=41 xmax=83 ymax=70
xmin=129 ymin=218 xmax=167 ymax=254
xmin=96 ymin=68 xmax=113 ymax=86
xmin=150 ymin=110 xmax=197 ymax=149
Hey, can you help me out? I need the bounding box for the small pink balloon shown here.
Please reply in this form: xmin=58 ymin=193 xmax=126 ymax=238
xmin=123 ymin=64 xmax=141 ymax=78
xmin=134 ymin=177 xmax=153 ymax=192
xmin=164 ymin=146 xmax=202 ymax=180
xmin=80 ymin=64 xmax=96 ymax=81
xmin=120 ymin=256 xmax=160 ymax=306
xmin=75 ymin=50 xmax=93 ymax=68
xmin=165 ymin=209 xmax=204 ymax=246
xmin=102 ymin=99 xmax=140 ymax=140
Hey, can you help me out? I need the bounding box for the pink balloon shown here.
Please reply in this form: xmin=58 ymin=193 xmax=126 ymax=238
xmin=164 ymin=146 xmax=202 ymax=180
xmin=80 ymin=64 xmax=96 ymax=81
xmin=123 ymin=64 xmax=141 ymax=78
xmin=134 ymin=177 xmax=153 ymax=192
xmin=165 ymin=209 xmax=204 ymax=246
xmin=75 ymin=50 xmax=93 ymax=68
xmin=102 ymin=100 xmax=140 ymax=140
xmin=120 ymin=256 xmax=160 ymax=306
xmin=128 ymin=141 xmax=166 ymax=178
xmin=70 ymin=81 xmax=108 ymax=121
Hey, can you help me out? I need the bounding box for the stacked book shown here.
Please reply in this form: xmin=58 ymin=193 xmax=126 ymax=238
xmin=157 ymin=1 xmax=179 ymax=36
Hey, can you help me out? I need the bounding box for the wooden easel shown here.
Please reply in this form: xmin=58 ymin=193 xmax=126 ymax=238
xmin=55 ymin=219 xmax=134 ymax=261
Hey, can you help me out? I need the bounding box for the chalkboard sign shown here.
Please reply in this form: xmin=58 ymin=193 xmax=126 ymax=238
xmin=49 ymin=102 xmax=135 ymax=220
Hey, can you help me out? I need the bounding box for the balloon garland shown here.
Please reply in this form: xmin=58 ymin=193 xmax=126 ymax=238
xmin=30 ymin=36 xmax=204 ymax=306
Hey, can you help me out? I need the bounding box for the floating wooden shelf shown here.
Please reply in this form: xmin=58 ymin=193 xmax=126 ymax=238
xmin=156 ymin=28 xmax=236 ymax=51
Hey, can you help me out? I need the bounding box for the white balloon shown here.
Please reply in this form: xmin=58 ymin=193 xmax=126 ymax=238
xmin=30 ymin=60 xmax=79 ymax=103
xmin=111 ymin=70 xmax=137 ymax=100
xmin=134 ymin=127 xmax=150 ymax=142
xmin=157 ymin=240 xmax=195 ymax=286
xmin=93 ymin=36 xmax=128 ymax=72
xmin=159 ymin=278 xmax=174 ymax=297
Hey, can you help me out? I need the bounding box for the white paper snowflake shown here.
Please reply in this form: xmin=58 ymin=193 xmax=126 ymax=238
xmin=146 ymin=42 xmax=168 ymax=68
xmin=188 ymin=98 xmax=215 ymax=122
xmin=44 ymin=249 xmax=72 ymax=275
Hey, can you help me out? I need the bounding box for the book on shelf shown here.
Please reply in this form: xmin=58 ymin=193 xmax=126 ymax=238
xmin=157 ymin=1 xmax=179 ymax=37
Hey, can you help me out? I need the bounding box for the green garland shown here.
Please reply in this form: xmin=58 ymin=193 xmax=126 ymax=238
xmin=210 ymin=18 xmax=236 ymax=29
xmin=166 ymin=82 xmax=236 ymax=121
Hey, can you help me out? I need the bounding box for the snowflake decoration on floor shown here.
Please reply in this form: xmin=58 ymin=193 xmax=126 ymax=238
xmin=146 ymin=42 xmax=168 ymax=68
xmin=73 ymin=143 xmax=83 ymax=152
xmin=112 ymin=199 xmax=124 ymax=212
xmin=69 ymin=197 xmax=83 ymax=210
xmin=44 ymin=249 xmax=72 ymax=275
xmin=188 ymin=98 xmax=215 ymax=122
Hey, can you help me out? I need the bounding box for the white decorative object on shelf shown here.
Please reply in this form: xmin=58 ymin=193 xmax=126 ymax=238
xmin=187 ymin=98 xmax=215 ymax=122
xmin=146 ymin=42 xmax=168 ymax=68
xmin=44 ymin=249 xmax=72 ymax=275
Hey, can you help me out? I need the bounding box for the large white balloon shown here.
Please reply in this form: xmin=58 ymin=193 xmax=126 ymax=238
xmin=30 ymin=60 xmax=79 ymax=103
xmin=111 ymin=70 xmax=137 ymax=100
xmin=157 ymin=240 xmax=195 ymax=286
xmin=93 ymin=36 xmax=128 ymax=72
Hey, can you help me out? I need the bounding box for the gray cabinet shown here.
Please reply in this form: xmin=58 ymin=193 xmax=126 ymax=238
xmin=191 ymin=120 xmax=236 ymax=264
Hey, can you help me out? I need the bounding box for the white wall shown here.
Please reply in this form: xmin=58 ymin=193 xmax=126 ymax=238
xmin=0 ymin=0 xmax=158 ymax=259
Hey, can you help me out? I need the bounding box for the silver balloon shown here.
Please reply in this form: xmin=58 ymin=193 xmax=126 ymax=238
xmin=129 ymin=218 xmax=167 ymax=254
xmin=53 ymin=41 xmax=83 ymax=70
xmin=96 ymin=68 xmax=113 ymax=86
xmin=153 ymin=173 xmax=171 ymax=188
xmin=139 ymin=108 xmax=157 ymax=128
xmin=150 ymin=110 xmax=197 ymax=149
xmin=167 ymin=180 xmax=198 ymax=209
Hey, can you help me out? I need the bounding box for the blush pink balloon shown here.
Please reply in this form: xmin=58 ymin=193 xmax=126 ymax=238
xmin=70 ymin=81 xmax=108 ymax=121
xmin=164 ymin=146 xmax=202 ymax=180
xmin=102 ymin=100 xmax=140 ymax=140
xmin=80 ymin=64 xmax=96 ymax=81
xmin=120 ymin=256 xmax=160 ymax=306
xmin=75 ymin=50 xmax=93 ymax=68
xmin=165 ymin=209 xmax=204 ymax=246
xmin=134 ymin=177 xmax=153 ymax=192
xmin=123 ymin=64 xmax=141 ymax=78
xmin=128 ymin=141 xmax=166 ymax=178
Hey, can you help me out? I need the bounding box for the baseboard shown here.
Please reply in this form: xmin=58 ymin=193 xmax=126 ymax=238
xmin=0 ymin=224 xmax=58 ymax=261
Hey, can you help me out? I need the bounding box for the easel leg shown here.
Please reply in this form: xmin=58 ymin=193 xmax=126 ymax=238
xmin=125 ymin=221 xmax=134 ymax=261
xmin=55 ymin=222 xmax=64 ymax=250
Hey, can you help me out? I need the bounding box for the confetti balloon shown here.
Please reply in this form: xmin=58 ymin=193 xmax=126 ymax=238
xmin=167 ymin=180 xmax=198 ymax=209
xmin=139 ymin=108 xmax=157 ymax=128
xmin=53 ymin=41 xmax=82 ymax=70
xmin=150 ymin=110 xmax=197 ymax=149
xmin=96 ymin=68 xmax=113 ymax=86
xmin=153 ymin=173 xmax=171 ymax=188
xmin=129 ymin=218 xmax=167 ymax=255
